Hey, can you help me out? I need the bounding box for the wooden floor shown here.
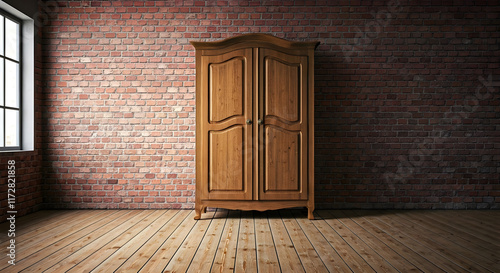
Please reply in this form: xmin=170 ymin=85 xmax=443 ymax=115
xmin=0 ymin=209 xmax=499 ymax=272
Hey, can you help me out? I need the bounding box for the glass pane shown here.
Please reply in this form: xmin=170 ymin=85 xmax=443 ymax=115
xmin=0 ymin=16 xmax=4 ymax=56
xmin=5 ymin=18 xmax=19 ymax=61
xmin=0 ymin=109 xmax=3 ymax=147
xmin=0 ymin=59 xmax=3 ymax=106
xmin=5 ymin=60 xmax=19 ymax=108
xmin=5 ymin=109 xmax=19 ymax=147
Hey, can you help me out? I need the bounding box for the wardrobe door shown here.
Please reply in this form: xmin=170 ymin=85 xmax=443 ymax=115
xmin=258 ymin=48 xmax=309 ymax=200
xmin=199 ymin=48 xmax=253 ymax=200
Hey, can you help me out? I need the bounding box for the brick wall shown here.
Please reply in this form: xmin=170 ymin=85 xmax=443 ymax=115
xmin=41 ymin=0 xmax=499 ymax=210
xmin=0 ymin=153 xmax=43 ymax=220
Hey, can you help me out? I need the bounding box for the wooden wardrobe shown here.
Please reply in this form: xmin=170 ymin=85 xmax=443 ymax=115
xmin=191 ymin=34 xmax=319 ymax=220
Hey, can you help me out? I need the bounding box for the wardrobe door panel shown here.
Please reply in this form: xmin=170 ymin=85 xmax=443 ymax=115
xmin=209 ymin=57 xmax=244 ymax=122
xmin=264 ymin=126 xmax=302 ymax=191
xmin=265 ymin=58 xmax=300 ymax=123
xmin=200 ymin=48 xmax=253 ymax=200
xmin=259 ymin=48 xmax=309 ymax=200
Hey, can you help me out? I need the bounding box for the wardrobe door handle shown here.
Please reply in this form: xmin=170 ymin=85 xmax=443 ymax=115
xmin=246 ymin=119 xmax=252 ymax=125
xmin=258 ymin=119 xmax=263 ymax=125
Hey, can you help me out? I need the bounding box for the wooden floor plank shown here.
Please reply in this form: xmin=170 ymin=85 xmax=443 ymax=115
xmin=0 ymin=210 xmax=111 ymax=266
xmin=450 ymin=210 xmax=500 ymax=230
xmin=65 ymin=210 xmax=167 ymax=273
xmin=140 ymin=211 xmax=214 ymax=273
xmin=395 ymin=211 xmax=500 ymax=263
xmin=91 ymin=210 xmax=179 ymax=272
xmin=234 ymin=211 xmax=257 ymax=273
xmin=317 ymin=210 xmax=398 ymax=273
xmin=115 ymin=210 xmax=191 ymax=272
xmin=2 ymin=210 xmax=129 ymax=273
xmin=268 ymin=210 xmax=305 ymax=273
xmin=433 ymin=210 xmax=500 ymax=237
xmin=313 ymin=211 xmax=375 ymax=273
xmin=15 ymin=211 xmax=140 ymax=273
xmin=331 ymin=210 xmax=422 ymax=272
xmin=137 ymin=210 xmax=205 ymax=273
xmin=373 ymin=211 xmax=493 ymax=272
xmin=0 ymin=210 xmax=94 ymax=248
xmin=17 ymin=211 xmax=140 ymax=272
xmin=280 ymin=210 xmax=329 ymax=273
xmin=419 ymin=210 xmax=500 ymax=253
xmin=422 ymin=211 xmax=500 ymax=247
xmin=254 ymin=212 xmax=280 ymax=273
xmin=346 ymin=211 xmax=446 ymax=273
xmin=162 ymin=210 xmax=217 ymax=273
xmin=475 ymin=210 xmax=500 ymax=224
xmin=388 ymin=211 xmax=499 ymax=272
xmin=42 ymin=210 xmax=155 ymax=273
xmin=187 ymin=209 xmax=229 ymax=273
xmin=0 ymin=210 xmax=75 ymax=243
xmin=291 ymin=210 xmax=352 ymax=273
xmin=355 ymin=210 xmax=470 ymax=273
xmin=0 ymin=209 xmax=497 ymax=273
xmin=211 ymin=210 xmax=241 ymax=273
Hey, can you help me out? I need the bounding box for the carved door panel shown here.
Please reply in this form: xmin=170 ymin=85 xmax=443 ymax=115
xmin=258 ymin=48 xmax=309 ymax=200
xmin=200 ymin=48 xmax=253 ymax=200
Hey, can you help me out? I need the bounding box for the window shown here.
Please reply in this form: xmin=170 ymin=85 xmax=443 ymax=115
xmin=0 ymin=1 xmax=34 ymax=152
xmin=0 ymin=10 xmax=21 ymax=150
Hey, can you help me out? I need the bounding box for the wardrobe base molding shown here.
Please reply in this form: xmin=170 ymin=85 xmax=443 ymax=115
xmin=194 ymin=200 xmax=314 ymax=220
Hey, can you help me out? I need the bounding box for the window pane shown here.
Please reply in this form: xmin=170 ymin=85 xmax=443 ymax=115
xmin=0 ymin=16 xmax=4 ymax=56
xmin=0 ymin=109 xmax=3 ymax=147
xmin=5 ymin=60 xmax=19 ymax=108
xmin=5 ymin=109 xmax=18 ymax=147
xmin=5 ymin=18 xmax=19 ymax=61
xmin=0 ymin=59 xmax=3 ymax=106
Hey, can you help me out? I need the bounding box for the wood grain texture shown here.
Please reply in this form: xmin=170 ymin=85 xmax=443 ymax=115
xmin=258 ymin=48 xmax=309 ymax=202
xmin=316 ymin=210 xmax=399 ymax=273
xmin=91 ymin=210 xmax=179 ymax=272
xmin=268 ymin=210 xmax=306 ymax=273
xmin=209 ymin=126 xmax=245 ymax=192
xmin=264 ymin=127 xmax=300 ymax=192
xmin=209 ymin=57 xmax=244 ymax=123
xmin=291 ymin=210 xmax=352 ymax=273
xmin=211 ymin=210 xmax=241 ymax=273
xmin=187 ymin=210 xmax=228 ymax=272
xmin=0 ymin=210 xmax=76 ymax=244
xmin=115 ymin=210 xmax=191 ymax=272
xmin=5 ymin=209 xmax=499 ymax=273
xmin=234 ymin=211 xmax=257 ymax=273
xmin=190 ymin=33 xmax=320 ymax=51
xmin=351 ymin=210 xmax=470 ymax=273
xmin=66 ymin=210 xmax=167 ymax=273
xmin=279 ymin=210 xmax=328 ymax=273
xmin=254 ymin=212 xmax=280 ymax=272
xmin=330 ymin=210 xmax=421 ymax=272
xmin=197 ymin=48 xmax=253 ymax=208
xmin=139 ymin=210 xmax=205 ymax=272
xmin=265 ymin=57 xmax=300 ymax=123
